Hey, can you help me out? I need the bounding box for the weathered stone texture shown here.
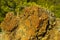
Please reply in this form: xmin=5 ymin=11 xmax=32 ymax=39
xmin=0 ymin=5 xmax=57 ymax=40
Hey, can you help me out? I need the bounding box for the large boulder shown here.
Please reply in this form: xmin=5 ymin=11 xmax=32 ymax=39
xmin=0 ymin=5 xmax=56 ymax=40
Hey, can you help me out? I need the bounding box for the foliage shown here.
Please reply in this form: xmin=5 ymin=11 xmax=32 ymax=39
xmin=0 ymin=0 xmax=60 ymax=23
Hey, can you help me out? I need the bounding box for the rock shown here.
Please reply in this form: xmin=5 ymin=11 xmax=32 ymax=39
xmin=0 ymin=12 xmax=19 ymax=32
xmin=0 ymin=5 xmax=56 ymax=40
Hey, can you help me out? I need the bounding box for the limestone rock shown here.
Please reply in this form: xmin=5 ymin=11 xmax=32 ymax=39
xmin=0 ymin=5 xmax=56 ymax=40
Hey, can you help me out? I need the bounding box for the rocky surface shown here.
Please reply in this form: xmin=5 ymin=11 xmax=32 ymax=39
xmin=0 ymin=5 xmax=59 ymax=40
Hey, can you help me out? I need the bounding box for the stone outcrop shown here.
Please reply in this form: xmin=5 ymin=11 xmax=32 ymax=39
xmin=0 ymin=5 xmax=57 ymax=40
